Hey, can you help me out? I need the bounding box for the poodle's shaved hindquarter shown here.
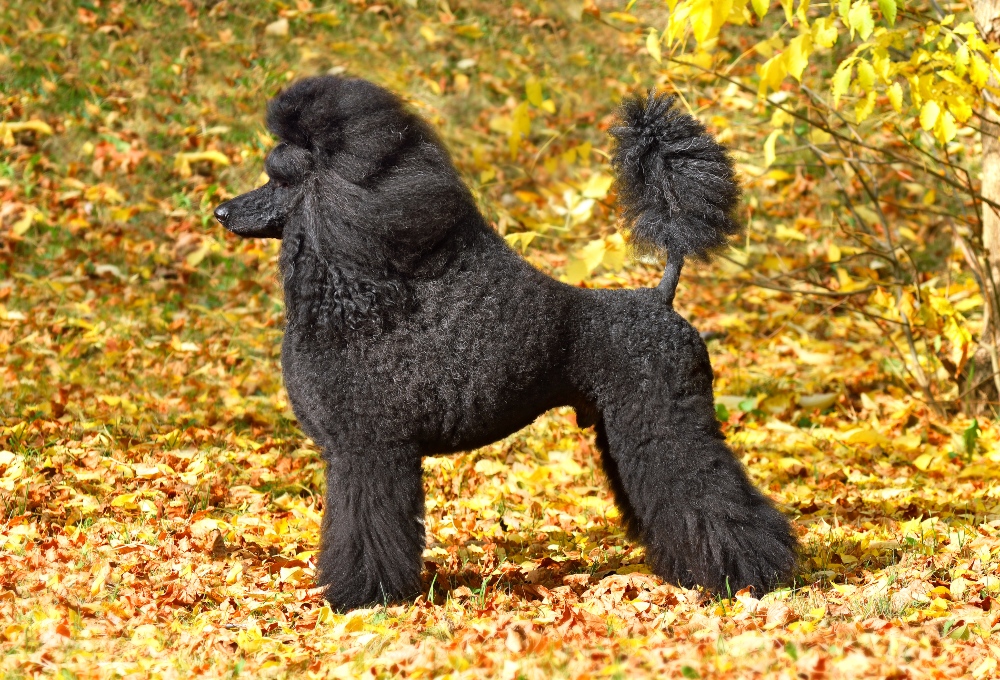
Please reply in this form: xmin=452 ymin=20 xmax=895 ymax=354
xmin=215 ymin=76 xmax=797 ymax=611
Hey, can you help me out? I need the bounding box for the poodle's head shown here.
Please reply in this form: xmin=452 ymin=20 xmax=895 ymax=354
xmin=215 ymin=76 xmax=473 ymax=256
xmin=214 ymin=76 xmax=477 ymax=329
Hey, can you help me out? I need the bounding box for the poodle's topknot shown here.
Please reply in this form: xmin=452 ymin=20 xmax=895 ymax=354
xmin=610 ymin=90 xmax=743 ymax=263
xmin=265 ymin=76 xmax=407 ymax=153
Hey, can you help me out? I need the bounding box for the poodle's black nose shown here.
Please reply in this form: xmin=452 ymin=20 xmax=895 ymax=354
xmin=214 ymin=204 xmax=230 ymax=226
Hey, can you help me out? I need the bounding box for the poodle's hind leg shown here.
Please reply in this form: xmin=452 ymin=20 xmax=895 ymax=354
xmin=317 ymin=447 xmax=425 ymax=610
xmin=599 ymin=403 xmax=797 ymax=596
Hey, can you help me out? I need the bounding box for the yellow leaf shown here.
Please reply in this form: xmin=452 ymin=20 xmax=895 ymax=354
xmin=602 ymin=233 xmax=627 ymax=271
xmin=606 ymin=11 xmax=639 ymax=23
xmin=756 ymin=51 xmax=788 ymax=97
xmin=913 ymin=453 xmax=935 ymax=471
xmin=845 ymin=429 xmax=890 ymax=446
xmin=764 ymin=129 xmax=781 ymax=167
xmin=812 ymin=16 xmax=838 ymax=48
xmin=582 ymin=173 xmax=614 ymax=199
xmin=13 ymin=120 xmax=54 ymax=135
xmin=831 ymin=582 xmax=856 ymax=596
xmin=796 ymin=0 xmax=811 ymax=23
xmin=504 ymin=231 xmax=537 ymax=252
xmin=878 ymin=0 xmax=896 ymax=26
xmin=934 ymin=109 xmax=957 ymax=144
xmin=186 ymin=242 xmax=211 ymax=267
xmin=419 ymin=24 xmax=438 ymax=44
xmin=780 ymin=0 xmax=793 ymax=23
xmin=577 ymin=238 xmax=608 ymax=273
xmin=279 ymin=566 xmax=305 ymax=584
xmin=855 ymin=90 xmax=876 ymax=123
xmin=785 ymin=33 xmax=812 ymax=82
xmin=827 ymin=242 xmax=841 ymax=262
xmin=856 ymin=60 xmax=875 ymax=91
xmin=832 ymin=61 xmax=852 ymax=107
xmin=512 ymin=101 xmax=530 ymax=135
xmin=809 ymin=128 xmax=832 ymax=144
xmin=316 ymin=606 xmax=334 ymax=626
xmin=474 ymin=459 xmax=506 ymax=476
xmin=751 ymin=0 xmax=769 ymax=20
xmin=799 ymin=392 xmax=838 ymax=409
xmin=226 ymin=563 xmax=243 ymax=585
xmin=133 ymin=464 xmax=162 ymax=479
xmin=970 ymin=56 xmax=989 ymax=88
xmin=888 ymin=82 xmax=903 ymax=112
xmin=236 ymin=623 xmax=263 ymax=653
xmin=943 ymin=317 xmax=972 ymax=365
xmin=973 ymin=658 xmax=998 ymax=680
xmin=920 ymin=100 xmax=940 ymax=131
xmin=690 ymin=0 xmax=714 ymax=43
xmin=525 ymin=78 xmax=543 ymax=107
xmin=687 ymin=0 xmax=731 ymax=45
xmin=646 ymin=28 xmax=662 ymax=64
xmin=778 ymin=457 xmax=804 ymax=474
xmin=173 ymin=150 xmax=230 ymax=178
xmin=11 ymin=207 xmax=40 ymax=236
xmin=342 ymin=612 xmax=365 ymax=633
xmin=774 ymin=223 xmax=806 ymax=241
xmin=564 ymin=257 xmax=589 ymax=285
xmin=454 ymin=24 xmax=484 ymax=39
xmin=111 ymin=492 xmax=141 ymax=509
xmin=91 ymin=564 xmax=111 ymax=596
xmin=946 ymin=96 xmax=972 ymax=124
xmin=892 ymin=433 xmax=921 ymax=451
xmin=955 ymin=45 xmax=970 ymax=77
xmin=847 ymin=0 xmax=874 ymax=40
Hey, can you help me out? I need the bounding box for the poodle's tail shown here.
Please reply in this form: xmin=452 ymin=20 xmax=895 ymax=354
xmin=609 ymin=90 xmax=743 ymax=306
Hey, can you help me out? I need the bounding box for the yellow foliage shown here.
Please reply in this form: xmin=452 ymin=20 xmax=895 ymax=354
xmin=646 ymin=28 xmax=662 ymax=64
xmin=919 ymin=100 xmax=940 ymax=131
xmin=173 ymin=150 xmax=230 ymax=178
xmin=888 ymin=81 xmax=903 ymax=112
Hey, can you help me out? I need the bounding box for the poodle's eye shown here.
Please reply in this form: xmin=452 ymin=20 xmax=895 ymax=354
xmin=265 ymin=143 xmax=312 ymax=187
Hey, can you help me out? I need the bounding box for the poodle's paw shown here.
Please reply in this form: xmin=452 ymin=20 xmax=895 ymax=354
xmin=711 ymin=500 xmax=798 ymax=596
xmin=319 ymin=569 xmax=420 ymax=612
xmin=645 ymin=496 xmax=798 ymax=597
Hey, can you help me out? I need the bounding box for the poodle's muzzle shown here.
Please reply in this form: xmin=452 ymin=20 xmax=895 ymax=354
xmin=214 ymin=182 xmax=292 ymax=239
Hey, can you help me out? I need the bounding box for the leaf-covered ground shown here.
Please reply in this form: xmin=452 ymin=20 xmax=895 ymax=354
xmin=2 ymin=1 xmax=999 ymax=678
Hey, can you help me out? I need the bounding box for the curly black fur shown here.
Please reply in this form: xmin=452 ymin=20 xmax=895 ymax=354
xmin=214 ymin=76 xmax=796 ymax=611
xmin=610 ymin=91 xmax=743 ymax=304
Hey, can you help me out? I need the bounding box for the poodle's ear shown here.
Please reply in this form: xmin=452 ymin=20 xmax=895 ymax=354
xmin=266 ymin=76 xmax=404 ymax=153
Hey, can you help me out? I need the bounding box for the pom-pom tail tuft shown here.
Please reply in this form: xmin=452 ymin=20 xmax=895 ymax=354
xmin=610 ymin=90 xmax=743 ymax=301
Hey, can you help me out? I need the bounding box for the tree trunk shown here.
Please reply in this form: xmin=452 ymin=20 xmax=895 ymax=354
xmin=969 ymin=0 xmax=1000 ymax=414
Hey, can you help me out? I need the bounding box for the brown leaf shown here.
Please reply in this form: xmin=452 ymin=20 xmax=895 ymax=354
xmin=764 ymin=601 xmax=796 ymax=629
xmin=209 ymin=530 xmax=227 ymax=559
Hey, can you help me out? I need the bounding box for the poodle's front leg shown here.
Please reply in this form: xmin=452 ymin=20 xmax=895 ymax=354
xmin=317 ymin=447 xmax=425 ymax=610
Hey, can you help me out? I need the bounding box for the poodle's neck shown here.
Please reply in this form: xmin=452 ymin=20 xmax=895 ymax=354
xmin=279 ymin=229 xmax=410 ymax=334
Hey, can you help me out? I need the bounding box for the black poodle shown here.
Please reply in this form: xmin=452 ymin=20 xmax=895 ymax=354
xmin=214 ymin=76 xmax=797 ymax=610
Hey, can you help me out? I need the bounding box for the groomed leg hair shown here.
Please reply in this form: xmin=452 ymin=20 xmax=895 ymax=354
xmin=588 ymin=322 xmax=796 ymax=596
xmin=600 ymin=413 xmax=796 ymax=595
xmin=317 ymin=447 xmax=426 ymax=610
